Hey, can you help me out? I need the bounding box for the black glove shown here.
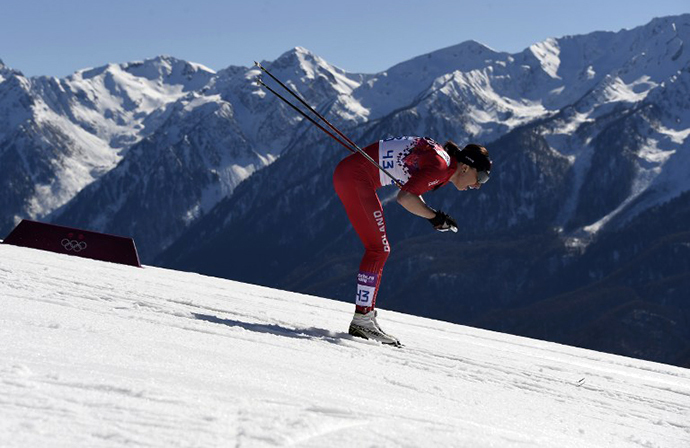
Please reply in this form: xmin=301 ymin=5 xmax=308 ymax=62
xmin=428 ymin=210 xmax=457 ymax=232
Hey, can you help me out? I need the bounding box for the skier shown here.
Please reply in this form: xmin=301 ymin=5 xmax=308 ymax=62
xmin=333 ymin=136 xmax=491 ymax=346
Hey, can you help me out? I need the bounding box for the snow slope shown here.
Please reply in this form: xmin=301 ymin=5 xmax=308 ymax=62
xmin=1 ymin=243 xmax=689 ymax=447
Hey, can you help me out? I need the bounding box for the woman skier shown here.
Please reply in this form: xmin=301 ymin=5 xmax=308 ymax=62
xmin=333 ymin=136 xmax=491 ymax=346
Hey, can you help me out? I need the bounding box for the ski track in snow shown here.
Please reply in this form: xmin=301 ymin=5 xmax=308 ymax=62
xmin=1 ymin=244 xmax=689 ymax=447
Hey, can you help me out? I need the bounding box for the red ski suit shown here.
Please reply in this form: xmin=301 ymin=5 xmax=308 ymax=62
xmin=333 ymin=136 xmax=458 ymax=313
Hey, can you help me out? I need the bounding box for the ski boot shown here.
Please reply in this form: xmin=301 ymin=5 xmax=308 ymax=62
xmin=348 ymin=310 xmax=401 ymax=347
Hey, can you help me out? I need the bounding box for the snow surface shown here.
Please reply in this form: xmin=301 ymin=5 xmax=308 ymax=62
xmin=1 ymin=244 xmax=689 ymax=448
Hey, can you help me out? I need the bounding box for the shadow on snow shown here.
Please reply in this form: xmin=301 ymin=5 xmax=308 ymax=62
xmin=192 ymin=313 xmax=351 ymax=345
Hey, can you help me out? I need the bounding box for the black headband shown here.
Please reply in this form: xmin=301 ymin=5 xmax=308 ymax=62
xmin=457 ymin=151 xmax=491 ymax=173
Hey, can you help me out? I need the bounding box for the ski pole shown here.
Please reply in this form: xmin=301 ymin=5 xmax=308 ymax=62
xmin=256 ymin=77 xmax=356 ymax=155
xmin=254 ymin=62 xmax=404 ymax=189
xmin=255 ymin=61 xmax=363 ymax=155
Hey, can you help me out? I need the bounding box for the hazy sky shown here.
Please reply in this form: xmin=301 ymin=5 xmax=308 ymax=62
xmin=0 ymin=0 xmax=687 ymax=78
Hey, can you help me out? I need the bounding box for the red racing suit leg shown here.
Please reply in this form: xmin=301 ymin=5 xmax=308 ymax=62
xmin=333 ymin=147 xmax=390 ymax=314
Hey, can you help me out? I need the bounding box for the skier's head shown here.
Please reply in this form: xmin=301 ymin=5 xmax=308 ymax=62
xmin=444 ymin=141 xmax=491 ymax=186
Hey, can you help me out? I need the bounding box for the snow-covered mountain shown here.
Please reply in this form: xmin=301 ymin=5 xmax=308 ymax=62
xmin=2 ymin=14 xmax=690 ymax=366
xmin=0 ymin=57 xmax=215 ymax=231
xmin=0 ymin=49 xmax=374 ymax=259
xmin=3 ymin=16 xmax=688 ymax=254
xmin=2 ymin=243 xmax=689 ymax=447
xmin=159 ymin=14 xmax=690 ymax=264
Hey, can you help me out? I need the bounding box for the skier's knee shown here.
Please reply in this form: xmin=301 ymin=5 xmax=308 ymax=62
xmin=367 ymin=246 xmax=390 ymax=265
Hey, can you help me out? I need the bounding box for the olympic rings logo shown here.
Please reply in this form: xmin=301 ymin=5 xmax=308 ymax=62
xmin=61 ymin=238 xmax=88 ymax=252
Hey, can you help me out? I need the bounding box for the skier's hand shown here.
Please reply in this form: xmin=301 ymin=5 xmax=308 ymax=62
xmin=428 ymin=210 xmax=457 ymax=233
